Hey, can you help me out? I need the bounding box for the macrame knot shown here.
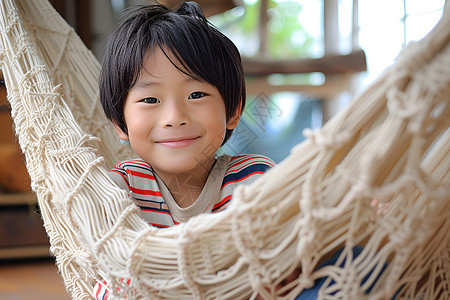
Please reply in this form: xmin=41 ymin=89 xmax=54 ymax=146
xmin=390 ymin=222 xmax=416 ymax=248
xmin=296 ymin=216 xmax=318 ymax=257
xmin=95 ymin=204 xmax=140 ymax=255
xmin=303 ymin=128 xmax=351 ymax=150
xmin=352 ymin=173 xmax=373 ymax=198
xmin=52 ymin=83 xmax=63 ymax=95
xmin=62 ymin=156 xmax=105 ymax=209
xmin=73 ymin=248 xmax=95 ymax=270
xmin=395 ymin=40 xmax=431 ymax=74
xmin=386 ymin=88 xmax=421 ymax=120
xmin=3 ymin=8 xmax=19 ymax=34
xmin=75 ymin=133 xmax=102 ymax=149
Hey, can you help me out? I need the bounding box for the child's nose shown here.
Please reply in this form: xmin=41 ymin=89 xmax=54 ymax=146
xmin=161 ymin=101 xmax=190 ymax=127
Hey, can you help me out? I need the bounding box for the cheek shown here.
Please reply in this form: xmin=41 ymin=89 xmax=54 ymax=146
xmin=203 ymin=109 xmax=228 ymax=142
xmin=123 ymin=106 xmax=154 ymax=140
xmin=205 ymin=101 xmax=227 ymax=125
xmin=203 ymin=103 xmax=225 ymax=122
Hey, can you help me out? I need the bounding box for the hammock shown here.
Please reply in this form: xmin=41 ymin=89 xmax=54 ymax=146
xmin=1 ymin=0 xmax=449 ymax=299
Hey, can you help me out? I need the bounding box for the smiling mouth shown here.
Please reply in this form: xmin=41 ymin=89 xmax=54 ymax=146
xmin=155 ymin=136 xmax=200 ymax=148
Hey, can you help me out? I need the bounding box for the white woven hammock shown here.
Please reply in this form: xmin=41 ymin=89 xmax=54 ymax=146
xmin=1 ymin=0 xmax=449 ymax=299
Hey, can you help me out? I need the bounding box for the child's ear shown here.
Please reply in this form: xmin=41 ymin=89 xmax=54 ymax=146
xmin=113 ymin=123 xmax=129 ymax=141
xmin=226 ymin=108 xmax=242 ymax=130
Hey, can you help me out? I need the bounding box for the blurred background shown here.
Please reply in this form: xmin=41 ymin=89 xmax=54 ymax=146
xmin=0 ymin=0 xmax=447 ymax=299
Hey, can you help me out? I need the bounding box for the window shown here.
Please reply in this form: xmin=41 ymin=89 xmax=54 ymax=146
xmin=358 ymin=0 xmax=446 ymax=89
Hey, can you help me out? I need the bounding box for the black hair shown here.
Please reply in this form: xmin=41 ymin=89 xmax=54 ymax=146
xmin=99 ymin=1 xmax=245 ymax=145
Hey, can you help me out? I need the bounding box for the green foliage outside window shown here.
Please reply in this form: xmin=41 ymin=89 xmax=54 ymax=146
xmin=209 ymin=0 xmax=317 ymax=59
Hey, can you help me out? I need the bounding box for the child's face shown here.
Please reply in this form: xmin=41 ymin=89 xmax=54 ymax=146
xmin=114 ymin=48 xmax=240 ymax=179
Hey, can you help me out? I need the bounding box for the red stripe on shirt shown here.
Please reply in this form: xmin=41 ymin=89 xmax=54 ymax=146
xmin=126 ymin=169 xmax=155 ymax=180
xmin=95 ymin=283 xmax=102 ymax=299
xmin=212 ymin=194 xmax=232 ymax=210
xmin=231 ymin=155 xmax=274 ymax=167
xmin=227 ymin=157 xmax=275 ymax=175
xmin=230 ymin=160 xmax=273 ymax=174
xmin=129 ymin=186 xmax=162 ymax=196
xmin=150 ymin=222 xmax=170 ymax=228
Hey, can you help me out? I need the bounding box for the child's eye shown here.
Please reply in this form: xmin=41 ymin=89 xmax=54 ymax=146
xmin=188 ymin=92 xmax=206 ymax=99
xmin=140 ymin=97 xmax=160 ymax=104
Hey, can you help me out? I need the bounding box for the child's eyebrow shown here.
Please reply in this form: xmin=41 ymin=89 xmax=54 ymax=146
xmin=132 ymin=75 xmax=207 ymax=90
xmin=132 ymin=80 xmax=160 ymax=89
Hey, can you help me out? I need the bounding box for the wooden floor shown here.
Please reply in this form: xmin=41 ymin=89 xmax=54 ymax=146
xmin=0 ymin=257 xmax=71 ymax=300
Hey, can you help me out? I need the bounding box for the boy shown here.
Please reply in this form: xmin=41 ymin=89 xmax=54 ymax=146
xmin=99 ymin=0 xmax=275 ymax=229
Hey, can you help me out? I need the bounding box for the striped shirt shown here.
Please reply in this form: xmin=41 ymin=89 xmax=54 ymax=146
xmin=95 ymin=154 xmax=274 ymax=299
xmin=108 ymin=154 xmax=275 ymax=228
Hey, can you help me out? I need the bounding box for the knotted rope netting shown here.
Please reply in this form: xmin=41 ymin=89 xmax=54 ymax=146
xmin=0 ymin=0 xmax=449 ymax=299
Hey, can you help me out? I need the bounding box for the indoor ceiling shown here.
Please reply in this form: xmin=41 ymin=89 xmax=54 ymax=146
xmin=158 ymin=0 xmax=238 ymax=17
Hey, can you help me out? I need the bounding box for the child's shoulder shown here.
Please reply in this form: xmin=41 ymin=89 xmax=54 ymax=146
xmin=111 ymin=158 xmax=153 ymax=172
xmin=218 ymin=154 xmax=275 ymax=189
xmin=228 ymin=154 xmax=276 ymax=168
xmin=224 ymin=154 xmax=276 ymax=175
xmin=109 ymin=158 xmax=155 ymax=189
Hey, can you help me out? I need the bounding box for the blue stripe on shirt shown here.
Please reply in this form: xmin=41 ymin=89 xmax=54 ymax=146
xmin=222 ymin=163 xmax=271 ymax=187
